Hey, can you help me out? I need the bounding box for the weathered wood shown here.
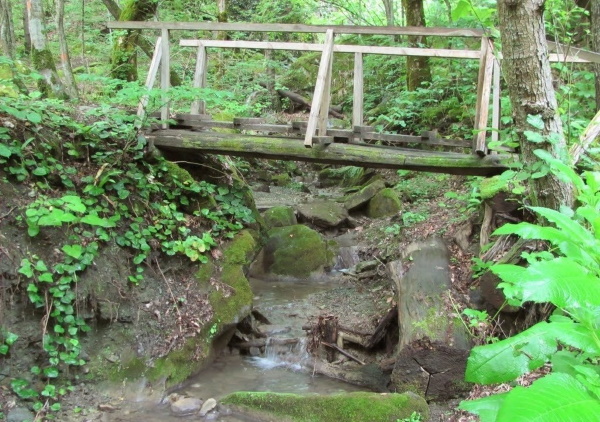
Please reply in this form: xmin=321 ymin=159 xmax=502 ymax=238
xmin=136 ymin=36 xmax=162 ymax=122
xmin=190 ymin=43 xmax=207 ymax=114
xmin=365 ymin=306 xmax=397 ymax=349
xmin=570 ymin=108 xmax=600 ymax=165
xmin=473 ymin=38 xmax=493 ymax=156
xmin=107 ymin=21 xmax=486 ymax=37
xmin=160 ymin=28 xmax=170 ymax=128
xmin=181 ymin=39 xmax=482 ymax=59
xmin=491 ymin=57 xmax=501 ymax=148
xmin=233 ymin=117 xmax=265 ymax=125
xmin=318 ymin=42 xmax=333 ymax=136
xmin=353 ymin=52 xmax=364 ymax=129
xmin=257 ymin=82 xmax=344 ymax=119
xmin=305 ymin=29 xmax=334 ymax=147
xmin=149 ymin=130 xmax=512 ymax=176
xmin=547 ymin=40 xmax=600 ymax=64
xmin=322 ymin=342 xmax=365 ymax=365
xmin=323 ymin=317 xmax=338 ymax=362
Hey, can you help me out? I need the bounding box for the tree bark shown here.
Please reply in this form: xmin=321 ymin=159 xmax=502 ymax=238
xmin=498 ymin=0 xmax=573 ymax=209
xmin=591 ymin=0 xmax=600 ymax=110
xmin=110 ymin=0 xmax=158 ymax=82
xmin=383 ymin=0 xmax=395 ymax=26
xmin=22 ymin=0 xmax=31 ymax=52
xmin=401 ymin=0 xmax=431 ymax=90
xmin=56 ymin=0 xmax=78 ymax=99
xmin=27 ymin=0 xmax=66 ymax=98
xmin=0 ymin=0 xmax=16 ymax=58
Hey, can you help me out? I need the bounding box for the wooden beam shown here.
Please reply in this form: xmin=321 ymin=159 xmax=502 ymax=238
xmin=149 ymin=130 xmax=513 ymax=176
xmin=180 ymin=39 xmax=481 ymax=59
xmin=547 ymin=41 xmax=600 ymax=64
xmin=190 ymin=43 xmax=207 ymax=115
xmin=318 ymin=44 xmax=333 ymax=136
xmin=136 ymin=37 xmax=162 ymax=123
xmin=305 ymin=29 xmax=334 ymax=147
xmin=107 ymin=21 xmax=485 ymax=37
xmin=353 ymin=52 xmax=364 ymax=129
xmin=473 ymin=38 xmax=493 ymax=156
xmin=491 ymin=57 xmax=501 ymax=149
xmin=160 ymin=28 xmax=170 ymax=129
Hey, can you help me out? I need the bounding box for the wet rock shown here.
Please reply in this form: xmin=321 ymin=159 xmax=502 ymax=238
xmin=355 ymin=260 xmax=378 ymax=273
xmin=318 ymin=166 xmax=365 ymax=188
xmin=249 ymin=346 xmax=261 ymax=356
xmin=367 ymin=188 xmax=401 ymax=218
xmin=199 ymin=398 xmax=217 ymax=416
xmin=171 ymin=397 xmax=203 ymax=415
xmin=262 ymin=206 xmax=297 ymax=229
xmin=7 ymin=407 xmax=35 ymax=422
xmin=250 ymin=225 xmax=332 ymax=279
xmin=342 ymin=179 xmax=386 ymax=211
xmin=296 ymin=201 xmax=349 ymax=229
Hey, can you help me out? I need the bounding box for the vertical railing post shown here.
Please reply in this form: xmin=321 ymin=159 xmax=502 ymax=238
xmin=191 ymin=42 xmax=207 ymax=115
xmin=136 ymin=37 xmax=162 ymax=125
xmin=473 ymin=37 xmax=493 ymax=157
xmin=160 ymin=28 xmax=170 ymax=128
xmin=353 ymin=52 xmax=364 ymax=139
xmin=490 ymin=56 xmax=501 ymax=150
xmin=304 ymin=29 xmax=335 ymax=147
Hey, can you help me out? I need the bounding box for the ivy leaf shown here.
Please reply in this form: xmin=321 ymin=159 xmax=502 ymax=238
xmin=81 ymin=214 xmax=116 ymax=228
xmin=61 ymin=195 xmax=86 ymax=213
xmin=62 ymin=244 xmax=83 ymax=259
xmin=32 ymin=167 xmax=48 ymax=176
xmin=527 ymin=114 xmax=545 ymax=130
xmin=459 ymin=392 xmax=507 ymax=421
xmin=0 ymin=143 xmax=11 ymax=158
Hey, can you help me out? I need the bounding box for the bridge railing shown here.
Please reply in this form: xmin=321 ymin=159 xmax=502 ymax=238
xmin=106 ymin=21 xmax=600 ymax=155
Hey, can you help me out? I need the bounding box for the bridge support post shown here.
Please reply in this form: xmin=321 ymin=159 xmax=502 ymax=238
xmin=353 ymin=52 xmax=364 ymax=132
xmin=191 ymin=43 xmax=208 ymax=115
xmin=473 ymin=37 xmax=493 ymax=157
xmin=160 ymin=28 xmax=170 ymax=129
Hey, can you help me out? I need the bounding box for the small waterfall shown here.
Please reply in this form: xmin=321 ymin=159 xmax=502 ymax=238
xmin=334 ymin=245 xmax=361 ymax=271
xmin=250 ymin=337 xmax=310 ymax=371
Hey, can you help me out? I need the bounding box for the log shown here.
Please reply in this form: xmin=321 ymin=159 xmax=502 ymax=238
xmin=150 ymin=130 xmax=512 ymax=176
xmin=258 ymin=82 xmax=345 ymax=119
xmin=322 ymin=342 xmax=365 ymax=365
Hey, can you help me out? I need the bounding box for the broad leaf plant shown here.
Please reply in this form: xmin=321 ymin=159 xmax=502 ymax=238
xmin=460 ymin=150 xmax=600 ymax=421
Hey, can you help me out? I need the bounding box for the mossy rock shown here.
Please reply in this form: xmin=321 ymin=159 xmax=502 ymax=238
xmin=222 ymin=391 xmax=429 ymax=422
xmin=479 ymin=175 xmax=510 ymax=200
xmin=367 ymin=188 xmax=402 ymax=218
xmin=341 ymin=179 xmax=386 ymax=211
xmin=258 ymin=225 xmax=330 ymax=278
xmin=318 ymin=166 xmax=364 ymax=188
xmin=296 ymin=201 xmax=348 ymax=229
xmin=262 ymin=206 xmax=297 ymax=229
xmin=272 ymin=173 xmax=292 ymax=187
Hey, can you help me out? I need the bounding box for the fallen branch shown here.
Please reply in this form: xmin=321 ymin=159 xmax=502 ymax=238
xmin=322 ymin=342 xmax=365 ymax=365
xmin=258 ymin=82 xmax=345 ymax=119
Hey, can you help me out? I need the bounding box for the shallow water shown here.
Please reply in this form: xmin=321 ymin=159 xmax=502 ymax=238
xmin=104 ymin=275 xmax=362 ymax=421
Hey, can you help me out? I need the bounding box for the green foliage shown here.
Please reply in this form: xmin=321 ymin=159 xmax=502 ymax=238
xmin=460 ymin=150 xmax=600 ymax=421
xmin=0 ymin=331 xmax=18 ymax=356
xmin=397 ymin=412 xmax=423 ymax=422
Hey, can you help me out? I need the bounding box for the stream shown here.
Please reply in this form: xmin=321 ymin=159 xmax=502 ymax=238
xmin=104 ymin=273 xmax=363 ymax=421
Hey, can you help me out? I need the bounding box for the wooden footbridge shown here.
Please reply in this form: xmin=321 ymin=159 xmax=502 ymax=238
xmin=106 ymin=22 xmax=599 ymax=176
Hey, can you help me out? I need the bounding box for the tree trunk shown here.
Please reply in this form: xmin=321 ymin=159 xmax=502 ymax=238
xmin=0 ymin=0 xmax=16 ymax=58
xmin=27 ymin=0 xmax=66 ymax=98
xmin=102 ymin=0 xmax=181 ymax=85
xmin=56 ymin=0 xmax=78 ymax=99
xmin=498 ymin=0 xmax=573 ymax=209
xmin=22 ymin=0 xmax=31 ymax=52
xmin=110 ymin=0 xmax=158 ymax=82
xmin=591 ymin=0 xmax=600 ymax=111
xmin=401 ymin=0 xmax=431 ymax=90
xmin=383 ymin=0 xmax=395 ymax=26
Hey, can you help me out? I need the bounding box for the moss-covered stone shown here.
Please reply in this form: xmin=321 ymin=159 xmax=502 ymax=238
xmin=262 ymin=206 xmax=297 ymax=229
xmin=341 ymin=179 xmax=386 ymax=211
xmin=367 ymin=188 xmax=402 ymax=218
xmin=222 ymin=391 xmax=429 ymax=422
xmin=272 ymin=173 xmax=292 ymax=187
xmin=261 ymin=225 xmax=329 ymax=278
xmin=296 ymin=201 xmax=348 ymax=229
xmin=479 ymin=175 xmax=510 ymax=200
xmin=318 ymin=166 xmax=364 ymax=188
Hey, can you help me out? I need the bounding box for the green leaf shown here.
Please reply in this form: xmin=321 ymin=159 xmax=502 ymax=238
xmin=32 ymin=167 xmax=48 ymax=176
xmin=38 ymin=272 xmax=53 ymax=283
xmin=81 ymin=214 xmax=116 ymax=227
xmin=527 ymin=114 xmax=545 ymax=130
xmin=43 ymin=367 xmax=59 ymax=378
xmin=54 ymin=325 xmax=65 ymax=334
xmin=61 ymin=195 xmax=86 ymax=213
xmin=465 ymin=321 xmax=559 ymax=384
xmin=62 ymin=244 xmax=83 ymax=259
xmin=0 ymin=143 xmax=12 ymax=158
xmin=26 ymin=112 xmax=42 ymax=124
xmin=0 ymin=345 xmax=8 ymax=355
xmin=496 ymin=373 xmax=600 ymax=421
xmin=459 ymin=392 xmax=507 ymax=421
xmin=5 ymin=332 xmax=18 ymax=345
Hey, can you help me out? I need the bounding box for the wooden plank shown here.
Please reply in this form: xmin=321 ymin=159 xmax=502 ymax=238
xmin=491 ymin=57 xmax=501 ymax=148
xmin=233 ymin=117 xmax=265 ymax=125
xmin=160 ymin=28 xmax=170 ymax=129
xmin=107 ymin=21 xmax=485 ymax=37
xmin=190 ymin=43 xmax=207 ymax=115
xmin=353 ymin=52 xmax=364 ymax=129
xmin=473 ymin=37 xmax=488 ymax=152
xmin=318 ymin=44 xmax=333 ymax=136
xmin=305 ymin=29 xmax=334 ymax=147
xmin=361 ymin=131 xmax=470 ymax=148
xmin=547 ymin=41 xmax=600 ymax=64
xmin=181 ymin=39 xmax=482 ymax=59
xmin=136 ymin=36 xmax=162 ymax=122
xmin=149 ymin=130 xmax=512 ymax=176
xmin=474 ymin=40 xmax=494 ymax=156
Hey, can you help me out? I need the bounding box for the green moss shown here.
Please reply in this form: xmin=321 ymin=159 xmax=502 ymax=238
xmin=222 ymin=391 xmax=429 ymax=422
xmin=262 ymin=206 xmax=297 ymax=229
xmin=196 ymin=260 xmax=215 ymax=286
xmin=479 ymin=175 xmax=513 ymax=200
xmin=272 ymin=173 xmax=292 ymax=186
xmin=266 ymin=225 xmax=328 ymax=278
xmin=367 ymin=188 xmax=402 ymax=218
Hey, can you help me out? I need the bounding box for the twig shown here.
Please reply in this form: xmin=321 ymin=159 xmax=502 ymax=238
xmin=154 ymin=258 xmax=182 ymax=319
xmin=0 ymin=206 xmax=16 ymax=220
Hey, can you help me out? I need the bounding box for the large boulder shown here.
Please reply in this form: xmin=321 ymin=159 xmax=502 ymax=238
xmin=222 ymin=391 xmax=429 ymax=422
xmin=262 ymin=206 xmax=297 ymax=229
xmin=341 ymin=179 xmax=386 ymax=211
xmin=250 ymin=225 xmax=333 ymax=279
xmin=366 ymin=188 xmax=402 ymax=218
xmin=296 ymin=201 xmax=349 ymax=229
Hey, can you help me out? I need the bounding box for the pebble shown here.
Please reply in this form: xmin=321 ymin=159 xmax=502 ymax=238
xmin=199 ymin=398 xmax=217 ymax=417
xmin=171 ymin=397 xmax=203 ymax=415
